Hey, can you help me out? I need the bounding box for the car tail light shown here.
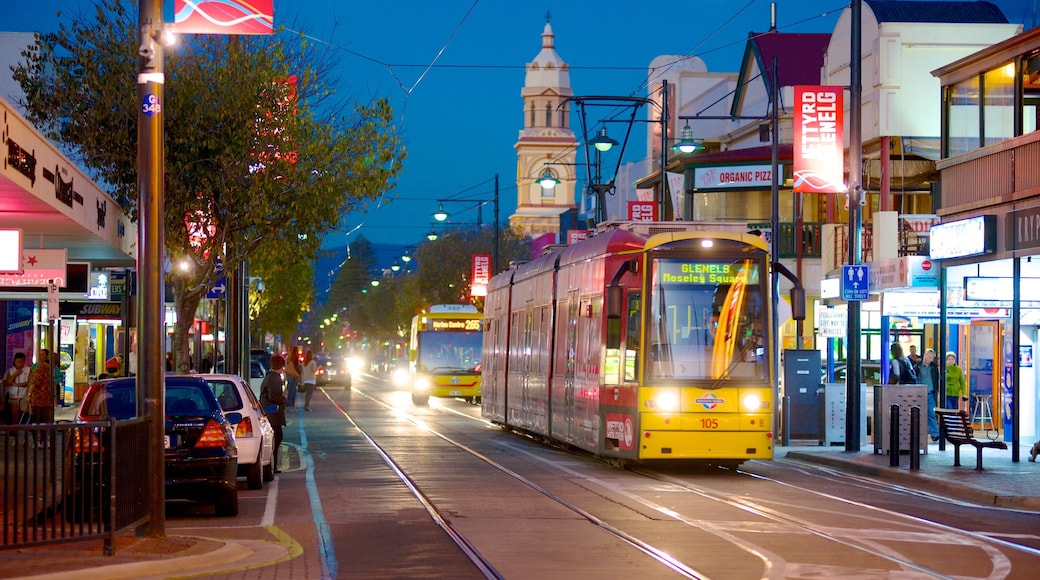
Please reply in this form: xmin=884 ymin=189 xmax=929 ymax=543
xmin=195 ymin=419 xmax=230 ymax=448
xmin=73 ymin=429 xmax=103 ymax=453
xmin=235 ymin=416 xmax=255 ymax=438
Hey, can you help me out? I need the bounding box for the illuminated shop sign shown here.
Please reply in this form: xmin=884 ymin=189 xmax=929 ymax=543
xmin=929 ymin=215 xmax=995 ymax=259
xmin=0 ymin=229 xmax=22 ymax=274
xmin=87 ymin=272 xmax=109 ymax=300
xmin=964 ymin=277 xmax=1040 ymax=302
xmin=693 ymin=164 xmax=783 ymax=189
xmin=658 ymin=261 xmax=759 ymax=285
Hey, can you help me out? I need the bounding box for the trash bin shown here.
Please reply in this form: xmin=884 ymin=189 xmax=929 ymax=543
xmin=820 ymin=382 xmax=867 ymax=446
xmin=873 ymin=384 xmax=928 ymax=455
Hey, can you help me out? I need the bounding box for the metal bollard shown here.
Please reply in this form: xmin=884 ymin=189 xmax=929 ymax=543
xmin=909 ymin=406 xmax=921 ymax=471
xmin=782 ymin=395 xmax=790 ymax=447
xmin=889 ymin=404 xmax=900 ymax=467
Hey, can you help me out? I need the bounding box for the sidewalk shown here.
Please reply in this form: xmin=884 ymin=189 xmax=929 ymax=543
xmin=781 ymin=439 xmax=1040 ymax=511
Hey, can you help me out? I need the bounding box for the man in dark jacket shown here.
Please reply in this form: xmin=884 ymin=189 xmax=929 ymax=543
xmin=260 ymin=354 xmax=286 ymax=473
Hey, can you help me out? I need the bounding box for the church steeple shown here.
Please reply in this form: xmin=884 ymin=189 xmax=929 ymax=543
xmin=511 ymin=19 xmax=577 ymax=242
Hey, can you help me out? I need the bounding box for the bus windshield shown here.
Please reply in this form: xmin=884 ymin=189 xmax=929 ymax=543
xmin=646 ymin=256 xmax=768 ymax=383
xmin=417 ymin=330 xmax=482 ymax=373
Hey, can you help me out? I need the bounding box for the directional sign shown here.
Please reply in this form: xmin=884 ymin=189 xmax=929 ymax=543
xmin=206 ymin=257 xmax=226 ymax=299
xmin=841 ymin=265 xmax=869 ymax=301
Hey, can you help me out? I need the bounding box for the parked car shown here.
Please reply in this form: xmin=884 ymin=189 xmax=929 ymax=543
xmin=74 ymin=375 xmax=240 ymax=516
xmin=215 ymin=359 xmax=267 ymax=397
xmin=204 ymin=374 xmax=275 ymax=490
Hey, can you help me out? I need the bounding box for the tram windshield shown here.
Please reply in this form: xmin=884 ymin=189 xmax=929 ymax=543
xmin=647 ymin=256 xmax=768 ymax=382
xmin=417 ymin=330 xmax=482 ymax=374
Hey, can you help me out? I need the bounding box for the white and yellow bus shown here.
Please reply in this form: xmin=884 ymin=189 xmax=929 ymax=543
xmin=407 ymin=304 xmax=483 ymax=405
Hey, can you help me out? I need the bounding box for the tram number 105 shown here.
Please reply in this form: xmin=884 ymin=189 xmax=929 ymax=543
xmin=699 ymin=418 xmax=720 ymax=429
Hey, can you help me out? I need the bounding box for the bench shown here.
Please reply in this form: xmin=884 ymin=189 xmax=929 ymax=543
xmin=935 ymin=408 xmax=1007 ymax=470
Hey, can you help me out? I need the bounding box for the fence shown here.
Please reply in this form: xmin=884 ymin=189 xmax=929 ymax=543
xmin=1 ymin=418 xmax=151 ymax=555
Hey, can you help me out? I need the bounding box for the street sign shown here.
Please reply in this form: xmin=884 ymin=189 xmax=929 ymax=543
xmin=841 ymin=265 xmax=869 ymax=301
xmin=206 ymin=257 xmax=226 ymax=299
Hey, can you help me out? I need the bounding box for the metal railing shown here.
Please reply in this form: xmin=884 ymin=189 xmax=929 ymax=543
xmin=1 ymin=418 xmax=150 ymax=555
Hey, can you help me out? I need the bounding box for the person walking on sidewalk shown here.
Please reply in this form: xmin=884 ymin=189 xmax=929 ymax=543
xmin=920 ymin=349 xmax=940 ymax=441
xmin=284 ymin=345 xmax=302 ymax=409
xmin=27 ymin=348 xmax=54 ymax=425
xmin=260 ymin=354 xmax=286 ymax=473
xmin=2 ymin=351 xmax=30 ymax=425
xmin=301 ymin=350 xmax=317 ymax=411
xmin=945 ymin=351 xmax=968 ymax=411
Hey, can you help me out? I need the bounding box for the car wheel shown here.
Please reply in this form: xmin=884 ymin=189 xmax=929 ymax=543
xmin=215 ymin=488 xmax=239 ymax=517
xmin=246 ymin=456 xmax=263 ymax=490
xmin=411 ymin=393 xmax=429 ymax=406
xmin=263 ymin=456 xmax=275 ymax=482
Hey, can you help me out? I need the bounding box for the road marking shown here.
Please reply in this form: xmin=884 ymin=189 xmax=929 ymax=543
xmin=297 ymin=408 xmax=337 ymax=579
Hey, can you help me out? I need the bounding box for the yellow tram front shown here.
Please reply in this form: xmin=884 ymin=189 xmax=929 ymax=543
xmin=619 ymin=233 xmax=775 ymax=463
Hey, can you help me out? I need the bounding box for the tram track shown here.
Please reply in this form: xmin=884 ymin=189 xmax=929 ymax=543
xmin=329 ymin=383 xmax=1037 ymax=578
xmin=335 ymin=385 xmax=711 ymax=580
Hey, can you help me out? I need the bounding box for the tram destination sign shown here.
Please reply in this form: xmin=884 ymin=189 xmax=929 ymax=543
xmin=657 ymin=260 xmax=760 ymax=285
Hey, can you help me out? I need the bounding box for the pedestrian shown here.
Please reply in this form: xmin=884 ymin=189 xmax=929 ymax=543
xmin=301 ymin=349 xmax=317 ymax=411
xmin=26 ymin=348 xmax=54 ymax=446
xmin=51 ymin=351 xmax=65 ymax=407
xmin=887 ymin=342 xmax=917 ymax=385
xmin=166 ymin=352 xmax=174 ymax=372
xmin=259 ymin=354 xmax=286 ymax=473
xmin=2 ymin=352 xmax=30 ymax=425
xmin=284 ymin=345 xmax=302 ymax=409
xmin=105 ymin=354 xmax=123 ymax=376
xmin=907 ymin=344 xmax=922 ymax=368
xmin=944 ymin=351 xmax=968 ymax=411
xmin=919 ymin=349 xmax=940 ymax=441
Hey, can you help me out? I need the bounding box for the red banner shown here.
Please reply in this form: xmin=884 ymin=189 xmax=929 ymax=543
xmin=628 ymin=201 xmax=657 ymax=222
xmin=171 ymin=0 xmax=274 ymax=35
xmin=470 ymin=254 xmax=491 ymax=297
xmin=793 ymin=86 xmax=844 ymax=193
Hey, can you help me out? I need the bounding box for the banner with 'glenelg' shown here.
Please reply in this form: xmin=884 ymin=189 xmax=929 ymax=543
xmin=793 ymin=86 xmax=845 ymax=194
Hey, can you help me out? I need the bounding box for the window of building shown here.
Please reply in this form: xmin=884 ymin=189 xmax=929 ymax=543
xmin=947 ymin=76 xmax=980 ymax=157
xmin=545 ymin=103 xmax=552 ymax=127
xmin=529 ymin=102 xmax=535 ymax=127
xmin=982 ymin=62 xmax=1015 ymax=147
xmin=1024 ymin=51 xmax=1040 ymax=134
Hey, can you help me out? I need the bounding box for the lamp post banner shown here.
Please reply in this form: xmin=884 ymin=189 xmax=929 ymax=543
xmin=170 ymin=0 xmax=275 ymax=35
xmin=667 ymin=172 xmax=685 ymax=220
xmin=793 ymin=85 xmax=845 ymax=193
xmin=470 ymin=254 xmax=491 ymax=297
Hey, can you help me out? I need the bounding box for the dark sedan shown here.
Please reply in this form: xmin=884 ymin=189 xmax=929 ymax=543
xmin=75 ymin=375 xmax=240 ymax=516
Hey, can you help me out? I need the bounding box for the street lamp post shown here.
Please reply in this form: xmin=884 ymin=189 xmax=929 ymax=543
xmin=431 ymin=174 xmax=500 ymax=273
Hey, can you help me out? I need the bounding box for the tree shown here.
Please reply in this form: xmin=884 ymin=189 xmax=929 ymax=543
xmin=14 ymin=0 xmax=405 ymax=371
xmin=248 ymin=238 xmax=314 ymax=345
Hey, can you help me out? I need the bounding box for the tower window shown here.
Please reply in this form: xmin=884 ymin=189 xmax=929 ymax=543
xmin=529 ymin=102 xmax=535 ymax=127
xmin=545 ymin=103 xmax=552 ymax=127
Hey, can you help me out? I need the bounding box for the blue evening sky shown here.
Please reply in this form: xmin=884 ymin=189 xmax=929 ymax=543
xmin=3 ymin=1 xmax=1035 ymax=252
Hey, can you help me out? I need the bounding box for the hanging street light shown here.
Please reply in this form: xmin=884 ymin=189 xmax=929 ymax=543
xmin=671 ymin=122 xmax=703 ymax=154
xmin=538 ymin=167 xmax=560 ymax=190
xmin=432 ymin=204 xmax=448 ymax=222
xmin=589 ymin=126 xmax=619 ymax=152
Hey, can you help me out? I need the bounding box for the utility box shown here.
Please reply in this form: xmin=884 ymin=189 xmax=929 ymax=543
xmin=873 ymin=385 xmax=928 ymax=455
xmin=784 ymin=349 xmax=822 ymax=440
xmin=820 ymin=383 xmax=867 ymax=446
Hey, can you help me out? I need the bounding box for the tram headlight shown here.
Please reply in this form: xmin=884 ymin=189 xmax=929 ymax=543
xmin=652 ymin=391 xmax=679 ymax=412
xmin=742 ymin=393 xmax=763 ymax=412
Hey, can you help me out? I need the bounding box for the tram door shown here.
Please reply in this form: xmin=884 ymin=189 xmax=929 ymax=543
xmin=967 ymin=320 xmax=1002 ymax=434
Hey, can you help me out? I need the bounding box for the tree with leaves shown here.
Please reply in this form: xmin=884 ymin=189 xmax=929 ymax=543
xmin=14 ymin=0 xmax=405 ymax=372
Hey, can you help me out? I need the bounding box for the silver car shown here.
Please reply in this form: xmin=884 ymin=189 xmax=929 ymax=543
xmin=204 ymin=374 xmax=276 ymax=489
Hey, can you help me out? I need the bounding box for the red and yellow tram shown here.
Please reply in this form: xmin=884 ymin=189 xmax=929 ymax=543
xmin=481 ymin=223 xmax=776 ymax=465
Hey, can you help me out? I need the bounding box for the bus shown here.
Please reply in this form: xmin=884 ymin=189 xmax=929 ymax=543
xmin=408 ymin=304 xmax=483 ymax=405
xmin=482 ymin=223 xmax=791 ymax=466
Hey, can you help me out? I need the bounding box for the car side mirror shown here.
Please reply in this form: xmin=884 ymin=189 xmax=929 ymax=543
xmin=224 ymin=412 xmax=243 ymax=424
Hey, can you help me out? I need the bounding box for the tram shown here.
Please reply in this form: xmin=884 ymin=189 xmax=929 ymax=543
xmin=482 ymin=223 xmax=783 ymax=465
xmin=408 ymin=304 xmax=483 ymax=405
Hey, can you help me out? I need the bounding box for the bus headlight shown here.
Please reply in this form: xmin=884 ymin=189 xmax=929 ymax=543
xmin=742 ymin=393 xmax=763 ymax=411
xmin=414 ymin=376 xmax=431 ymax=392
xmin=653 ymin=391 xmax=679 ymax=412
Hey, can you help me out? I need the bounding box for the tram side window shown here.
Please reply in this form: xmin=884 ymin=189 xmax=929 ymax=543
xmin=625 ymin=291 xmax=641 ymax=382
